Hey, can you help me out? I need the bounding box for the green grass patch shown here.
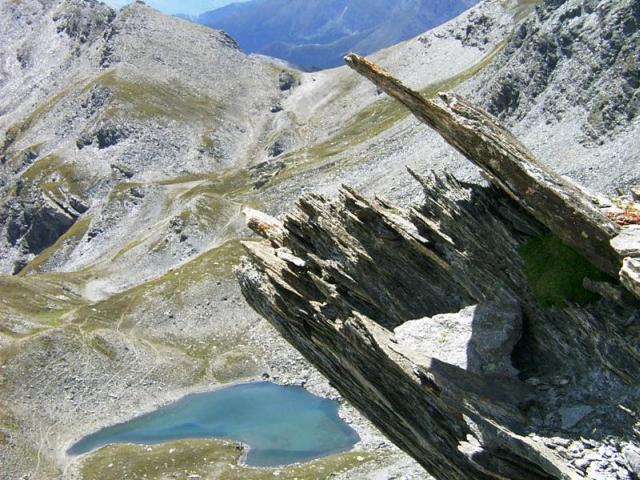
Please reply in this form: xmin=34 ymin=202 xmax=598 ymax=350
xmin=79 ymin=439 xmax=373 ymax=480
xmin=0 ymin=273 xmax=85 ymax=337
xmin=0 ymin=275 xmax=83 ymax=318
xmin=72 ymin=239 xmax=247 ymax=330
xmin=163 ymin=335 xmax=261 ymax=383
xmin=88 ymin=332 xmax=118 ymax=360
xmin=2 ymin=84 xmax=74 ymax=152
xmin=186 ymin=194 xmax=239 ymax=234
xmin=2 ymin=143 xmax=43 ymax=173
xmin=519 ymin=234 xmax=612 ymax=306
xmin=107 ymin=182 xmax=143 ymax=202
xmin=20 ymin=152 xmax=84 ymax=198
xmin=90 ymin=69 xmax=223 ymax=122
xmin=110 ymin=236 xmax=148 ymax=263
xmin=160 ymin=167 xmax=252 ymax=197
xmin=153 ymin=239 xmax=248 ymax=289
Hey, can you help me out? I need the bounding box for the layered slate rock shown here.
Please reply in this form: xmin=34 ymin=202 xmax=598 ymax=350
xmin=237 ymin=57 xmax=640 ymax=479
xmin=343 ymin=53 xmax=622 ymax=278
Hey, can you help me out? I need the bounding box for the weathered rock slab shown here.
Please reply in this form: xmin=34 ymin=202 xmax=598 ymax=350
xmin=559 ymin=405 xmax=593 ymax=430
xmin=394 ymin=300 xmax=522 ymax=377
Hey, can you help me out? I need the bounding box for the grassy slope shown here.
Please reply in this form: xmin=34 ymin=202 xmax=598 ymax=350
xmin=79 ymin=439 xmax=378 ymax=480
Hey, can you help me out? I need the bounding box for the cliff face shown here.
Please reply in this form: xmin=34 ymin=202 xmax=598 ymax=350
xmin=466 ymin=0 xmax=640 ymax=191
xmin=237 ymin=57 xmax=640 ymax=480
xmin=474 ymin=0 xmax=639 ymax=140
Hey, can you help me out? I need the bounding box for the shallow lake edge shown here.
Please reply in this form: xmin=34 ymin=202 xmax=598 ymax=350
xmin=62 ymin=376 xmax=365 ymax=470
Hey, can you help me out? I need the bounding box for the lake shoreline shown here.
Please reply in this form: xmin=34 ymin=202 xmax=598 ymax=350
xmin=66 ymin=380 xmax=360 ymax=467
xmin=59 ymin=372 xmax=388 ymax=476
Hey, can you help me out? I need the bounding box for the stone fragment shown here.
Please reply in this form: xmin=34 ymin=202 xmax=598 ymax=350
xmin=95 ymin=122 xmax=130 ymax=149
xmin=623 ymin=445 xmax=640 ymax=476
xmin=278 ymin=71 xmax=296 ymax=91
xmin=468 ymin=300 xmax=522 ymax=376
xmin=242 ymin=207 xmax=284 ymax=247
xmin=275 ymin=248 xmax=306 ymax=268
xmin=611 ymin=226 xmax=640 ymax=257
xmin=620 ymin=257 xmax=640 ymax=300
xmin=582 ymin=278 xmax=626 ymax=303
xmin=394 ymin=306 xmax=474 ymax=371
xmin=267 ymin=138 xmax=287 ymax=158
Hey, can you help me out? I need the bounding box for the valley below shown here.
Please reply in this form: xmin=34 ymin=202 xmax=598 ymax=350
xmin=0 ymin=0 xmax=638 ymax=479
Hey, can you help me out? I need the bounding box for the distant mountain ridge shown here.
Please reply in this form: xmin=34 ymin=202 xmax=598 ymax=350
xmin=193 ymin=0 xmax=479 ymax=69
xmin=106 ymin=0 xmax=249 ymax=16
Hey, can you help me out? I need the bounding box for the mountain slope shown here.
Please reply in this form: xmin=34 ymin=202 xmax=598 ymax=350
xmin=466 ymin=0 xmax=640 ymax=190
xmin=195 ymin=0 xmax=480 ymax=69
xmin=3 ymin=0 xmax=638 ymax=479
xmin=0 ymin=0 xmax=285 ymax=275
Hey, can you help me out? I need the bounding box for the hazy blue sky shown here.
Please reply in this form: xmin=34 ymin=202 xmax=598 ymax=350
xmin=103 ymin=0 xmax=246 ymax=15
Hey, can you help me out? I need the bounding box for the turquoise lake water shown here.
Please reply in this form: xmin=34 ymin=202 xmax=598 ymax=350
xmin=67 ymin=382 xmax=360 ymax=467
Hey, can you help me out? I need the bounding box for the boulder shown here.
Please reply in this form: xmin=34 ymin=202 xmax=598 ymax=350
xmin=394 ymin=301 xmax=522 ymax=377
xmin=278 ymin=71 xmax=296 ymax=91
xmin=620 ymin=257 xmax=640 ymax=300
xmin=611 ymin=226 xmax=640 ymax=258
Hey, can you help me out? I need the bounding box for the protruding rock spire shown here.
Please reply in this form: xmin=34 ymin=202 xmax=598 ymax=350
xmin=344 ymin=53 xmax=621 ymax=277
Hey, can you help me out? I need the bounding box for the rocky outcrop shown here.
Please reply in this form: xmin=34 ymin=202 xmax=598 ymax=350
xmin=394 ymin=301 xmax=523 ymax=377
xmin=621 ymin=257 xmax=640 ymax=299
xmin=344 ymin=53 xmax=622 ymax=277
xmin=237 ymin=57 xmax=640 ymax=479
xmin=473 ymin=0 xmax=639 ymax=141
xmin=53 ymin=0 xmax=115 ymax=45
xmin=1 ymin=186 xmax=88 ymax=273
